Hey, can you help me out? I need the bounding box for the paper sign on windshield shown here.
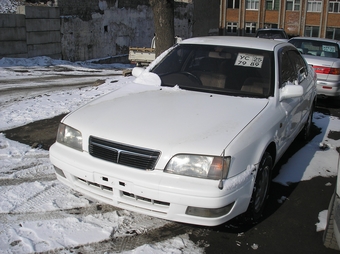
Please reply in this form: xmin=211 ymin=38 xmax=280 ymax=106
xmin=322 ymin=45 xmax=336 ymax=53
xmin=235 ymin=53 xmax=264 ymax=68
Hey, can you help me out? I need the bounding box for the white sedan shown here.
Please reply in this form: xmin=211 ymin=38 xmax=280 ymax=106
xmin=50 ymin=37 xmax=317 ymax=226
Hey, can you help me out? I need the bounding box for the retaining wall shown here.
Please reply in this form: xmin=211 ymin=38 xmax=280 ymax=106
xmin=0 ymin=13 xmax=27 ymax=58
xmin=0 ymin=2 xmax=195 ymax=61
xmin=0 ymin=6 xmax=61 ymax=59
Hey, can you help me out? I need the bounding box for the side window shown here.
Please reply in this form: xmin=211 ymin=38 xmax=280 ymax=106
xmin=287 ymin=50 xmax=308 ymax=84
xmin=280 ymin=50 xmax=296 ymax=87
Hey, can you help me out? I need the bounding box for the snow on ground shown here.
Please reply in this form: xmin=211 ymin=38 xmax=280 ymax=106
xmin=0 ymin=56 xmax=339 ymax=253
xmin=0 ymin=0 xmax=19 ymax=13
xmin=0 ymin=57 xmax=204 ymax=253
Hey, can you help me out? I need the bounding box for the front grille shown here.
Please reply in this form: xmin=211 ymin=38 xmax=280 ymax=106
xmin=89 ymin=136 xmax=160 ymax=170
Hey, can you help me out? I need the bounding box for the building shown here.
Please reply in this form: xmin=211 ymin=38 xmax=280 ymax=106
xmin=219 ymin=0 xmax=340 ymax=39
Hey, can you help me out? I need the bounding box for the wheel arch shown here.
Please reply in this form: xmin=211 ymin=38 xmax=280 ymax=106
xmin=265 ymin=142 xmax=277 ymax=167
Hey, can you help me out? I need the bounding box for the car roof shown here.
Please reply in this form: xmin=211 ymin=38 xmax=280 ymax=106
xmin=257 ymin=28 xmax=285 ymax=31
xmin=179 ymin=36 xmax=286 ymax=51
xmin=289 ymin=36 xmax=340 ymax=44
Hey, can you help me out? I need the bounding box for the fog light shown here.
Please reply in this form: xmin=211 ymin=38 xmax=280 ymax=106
xmin=185 ymin=202 xmax=234 ymax=218
xmin=54 ymin=166 xmax=66 ymax=178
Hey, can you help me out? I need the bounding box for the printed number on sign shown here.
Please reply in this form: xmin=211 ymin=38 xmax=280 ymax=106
xmin=235 ymin=53 xmax=264 ymax=68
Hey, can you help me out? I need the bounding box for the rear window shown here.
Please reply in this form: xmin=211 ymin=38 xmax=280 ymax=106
xmin=290 ymin=39 xmax=340 ymax=58
xmin=256 ymin=30 xmax=287 ymax=39
xmin=152 ymin=44 xmax=274 ymax=98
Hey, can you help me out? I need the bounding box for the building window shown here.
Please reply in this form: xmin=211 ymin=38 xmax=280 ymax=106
xmin=329 ymin=0 xmax=340 ymax=13
xmin=266 ymin=0 xmax=280 ymax=10
xmin=227 ymin=22 xmax=238 ymax=33
xmin=286 ymin=0 xmax=300 ymax=11
xmin=305 ymin=26 xmax=319 ymax=37
xmin=227 ymin=0 xmax=240 ymax=9
xmin=307 ymin=0 xmax=322 ymax=12
xmin=245 ymin=22 xmax=257 ymax=34
xmin=246 ymin=0 xmax=259 ymax=10
xmin=326 ymin=27 xmax=340 ymax=40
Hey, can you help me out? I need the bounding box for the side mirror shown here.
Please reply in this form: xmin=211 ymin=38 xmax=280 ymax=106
xmin=132 ymin=67 xmax=145 ymax=77
xmin=280 ymin=83 xmax=303 ymax=101
xmin=133 ymin=67 xmax=161 ymax=86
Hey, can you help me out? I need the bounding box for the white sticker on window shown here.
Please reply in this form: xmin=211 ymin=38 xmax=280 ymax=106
xmin=235 ymin=53 xmax=264 ymax=68
xmin=322 ymin=45 xmax=336 ymax=53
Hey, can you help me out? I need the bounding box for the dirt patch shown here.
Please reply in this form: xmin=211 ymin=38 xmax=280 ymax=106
xmin=2 ymin=114 xmax=66 ymax=150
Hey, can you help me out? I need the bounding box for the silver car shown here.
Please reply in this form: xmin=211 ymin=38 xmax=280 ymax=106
xmin=289 ymin=37 xmax=340 ymax=97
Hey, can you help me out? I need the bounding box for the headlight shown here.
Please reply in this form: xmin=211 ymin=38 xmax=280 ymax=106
xmin=164 ymin=154 xmax=230 ymax=180
xmin=56 ymin=123 xmax=83 ymax=151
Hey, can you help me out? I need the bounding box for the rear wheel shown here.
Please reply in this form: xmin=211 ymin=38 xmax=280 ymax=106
xmin=244 ymin=152 xmax=272 ymax=223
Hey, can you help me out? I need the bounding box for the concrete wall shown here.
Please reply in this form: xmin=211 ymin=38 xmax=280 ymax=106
xmin=0 ymin=1 xmax=197 ymax=61
xmin=0 ymin=6 xmax=61 ymax=59
xmin=61 ymin=3 xmax=193 ymax=61
xmin=0 ymin=14 xmax=27 ymax=58
xmin=193 ymin=0 xmax=220 ymax=36
xmin=61 ymin=5 xmax=154 ymax=61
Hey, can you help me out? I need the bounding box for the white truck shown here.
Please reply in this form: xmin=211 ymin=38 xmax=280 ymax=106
xmin=128 ymin=47 xmax=156 ymax=66
xmin=128 ymin=37 xmax=156 ymax=66
xmin=128 ymin=36 xmax=182 ymax=66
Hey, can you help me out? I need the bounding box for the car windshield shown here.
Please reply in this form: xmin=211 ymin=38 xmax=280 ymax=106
xmin=290 ymin=39 xmax=340 ymax=58
xmin=151 ymin=44 xmax=274 ymax=98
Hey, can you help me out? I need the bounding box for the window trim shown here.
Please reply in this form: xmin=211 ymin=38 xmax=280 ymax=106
xmin=245 ymin=22 xmax=257 ymax=34
xmin=265 ymin=0 xmax=280 ymax=10
xmin=246 ymin=0 xmax=260 ymax=10
xmin=227 ymin=0 xmax=240 ymax=9
xmin=329 ymin=0 xmax=340 ymax=13
xmin=227 ymin=22 xmax=238 ymax=33
xmin=304 ymin=26 xmax=320 ymax=37
xmin=286 ymin=0 xmax=300 ymax=11
xmin=307 ymin=0 xmax=322 ymax=12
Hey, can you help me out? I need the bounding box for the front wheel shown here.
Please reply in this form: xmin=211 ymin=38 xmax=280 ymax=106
xmin=244 ymin=152 xmax=273 ymax=223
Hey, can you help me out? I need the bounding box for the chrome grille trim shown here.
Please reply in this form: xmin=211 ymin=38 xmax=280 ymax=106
xmin=89 ymin=136 xmax=161 ymax=170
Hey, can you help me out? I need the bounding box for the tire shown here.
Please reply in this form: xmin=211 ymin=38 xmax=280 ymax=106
xmin=323 ymin=193 xmax=340 ymax=250
xmin=244 ymin=152 xmax=273 ymax=223
xmin=300 ymin=104 xmax=314 ymax=142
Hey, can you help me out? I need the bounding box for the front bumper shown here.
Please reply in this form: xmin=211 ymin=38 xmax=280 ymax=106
xmin=50 ymin=142 xmax=254 ymax=226
xmin=316 ymin=80 xmax=340 ymax=97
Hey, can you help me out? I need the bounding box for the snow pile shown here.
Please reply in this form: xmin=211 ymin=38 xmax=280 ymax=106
xmin=0 ymin=0 xmax=19 ymax=13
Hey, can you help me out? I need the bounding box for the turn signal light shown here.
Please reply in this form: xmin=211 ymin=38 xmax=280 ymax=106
xmin=313 ymin=65 xmax=340 ymax=75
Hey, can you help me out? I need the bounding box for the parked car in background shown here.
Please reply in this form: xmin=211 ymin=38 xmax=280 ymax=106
xmin=289 ymin=37 xmax=340 ymax=97
xmin=324 ymin=153 xmax=340 ymax=250
xmin=255 ymin=28 xmax=289 ymax=42
xmin=50 ymin=37 xmax=317 ymax=226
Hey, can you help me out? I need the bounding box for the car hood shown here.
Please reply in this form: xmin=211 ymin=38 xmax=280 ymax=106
xmin=64 ymin=83 xmax=269 ymax=167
